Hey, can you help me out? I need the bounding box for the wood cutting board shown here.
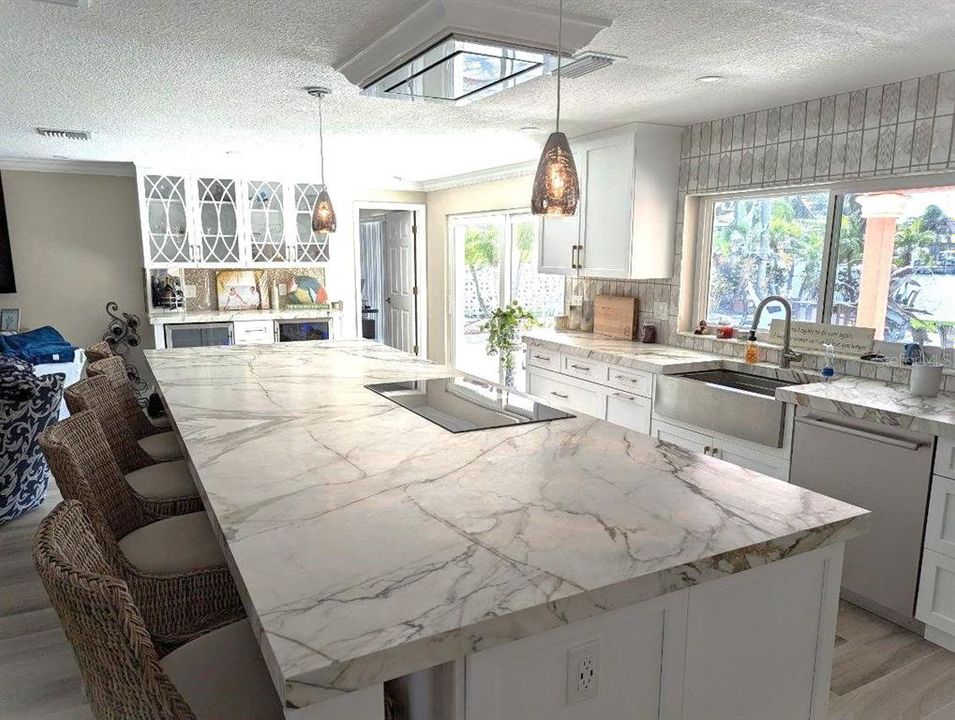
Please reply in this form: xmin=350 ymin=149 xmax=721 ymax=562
xmin=593 ymin=295 xmax=640 ymax=339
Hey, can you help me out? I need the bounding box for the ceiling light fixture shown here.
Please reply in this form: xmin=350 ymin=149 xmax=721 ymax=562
xmin=531 ymin=0 xmax=579 ymax=217
xmin=306 ymin=87 xmax=337 ymax=235
xmin=696 ymin=75 xmax=724 ymax=84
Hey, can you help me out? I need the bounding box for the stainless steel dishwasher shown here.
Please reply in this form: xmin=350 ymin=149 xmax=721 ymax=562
xmin=789 ymin=407 xmax=935 ymax=631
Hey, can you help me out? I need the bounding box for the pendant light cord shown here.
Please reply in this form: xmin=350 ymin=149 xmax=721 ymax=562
xmin=318 ymin=94 xmax=326 ymax=185
xmin=556 ymin=0 xmax=563 ymax=131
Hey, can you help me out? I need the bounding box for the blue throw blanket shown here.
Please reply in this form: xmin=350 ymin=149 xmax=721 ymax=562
xmin=0 ymin=326 xmax=76 ymax=364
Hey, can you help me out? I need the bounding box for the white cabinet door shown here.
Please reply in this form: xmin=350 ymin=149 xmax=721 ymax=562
xmin=579 ymin=133 xmax=635 ymax=279
xmin=606 ymin=391 xmax=651 ymax=435
xmin=539 ymin=214 xmax=580 ymax=275
xmin=526 ymin=343 xmax=560 ymax=371
xmin=232 ymin=320 xmax=274 ymax=345
xmin=936 ymin=436 xmax=955 ymax=480
xmin=684 ymin=549 xmax=837 ymax=720
xmin=194 ymin=177 xmax=242 ymax=264
xmin=527 ymin=368 xmax=604 ymax=418
xmin=560 ymin=355 xmax=609 ymax=383
xmin=292 ymin=183 xmax=331 ymax=262
xmin=651 ymin=419 xmax=712 ymax=454
xmin=917 ymin=549 xmax=955 ymax=636
xmin=141 ymin=173 xmax=194 ymax=265
xmin=926 ymin=475 xmax=955 ymax=558
xmin=245 ymin=179 xmax=290 ymax=264
xmin=466 ymin=592 xmax=687 ymax=720
xmin=605 ymin=366 xmax=653 ymax=398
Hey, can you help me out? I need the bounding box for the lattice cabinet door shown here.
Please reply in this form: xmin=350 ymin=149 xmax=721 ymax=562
xmin=292 ymin=183 xmax=331 ymax=262
xmin=194 ymin=178 xmax=242 ymax=264
xmin=142 ymin=174 xmax=193 ymax=264
xmin=246 ymin=180 xmax=289 ymax=264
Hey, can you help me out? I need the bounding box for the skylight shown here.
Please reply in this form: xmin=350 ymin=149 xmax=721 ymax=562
xmin=363 ymin=35 xmax=560 ymax=105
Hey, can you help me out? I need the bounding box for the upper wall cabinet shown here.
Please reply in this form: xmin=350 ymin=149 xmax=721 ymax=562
xmin=538 ymin=124 xmax=682 ymax=280
xmin=137 ymin=169 xmax=333 ymax=268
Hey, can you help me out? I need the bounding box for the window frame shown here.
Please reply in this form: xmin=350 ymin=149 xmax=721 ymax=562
xmin=693 ymin=170 xmax=955 ymax=353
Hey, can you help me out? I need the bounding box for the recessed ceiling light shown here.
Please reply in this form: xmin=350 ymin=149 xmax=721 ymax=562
xmin=696 ymin=75 xmax=724 ymax=84
xmin=520 ymin=126 xmax=541 ymax=134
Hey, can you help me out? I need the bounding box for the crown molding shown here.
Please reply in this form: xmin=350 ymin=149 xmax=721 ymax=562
xmin=0 ymin=157 xmax=135 ymax=177
xmin=420 ymin=160 xmax=536 ymax=192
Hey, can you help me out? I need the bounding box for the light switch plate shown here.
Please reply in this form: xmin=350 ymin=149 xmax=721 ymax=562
xmin=566 ymin=640 xmax=600 ymax=705
xmin=184 ymin=284 xmax=197 ymax=299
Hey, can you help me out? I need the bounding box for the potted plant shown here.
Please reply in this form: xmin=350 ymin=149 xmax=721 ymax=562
xmin=482 ymin=302 xmax=538 ymax=388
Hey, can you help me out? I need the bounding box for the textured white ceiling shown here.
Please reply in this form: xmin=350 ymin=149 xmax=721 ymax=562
xmin=1 ymin=0 xmax=954 ymax=184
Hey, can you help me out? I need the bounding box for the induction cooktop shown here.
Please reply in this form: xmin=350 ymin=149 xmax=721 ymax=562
xmin=365 ymin=376 xmax=574 ymax=433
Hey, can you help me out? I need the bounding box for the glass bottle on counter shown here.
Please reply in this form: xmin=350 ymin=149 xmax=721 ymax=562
xmin=744 ymin=330 xmax=760 ymax=364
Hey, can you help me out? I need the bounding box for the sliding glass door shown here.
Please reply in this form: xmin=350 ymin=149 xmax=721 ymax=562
xmin=450 ymin=211 xmax=564 ymax=388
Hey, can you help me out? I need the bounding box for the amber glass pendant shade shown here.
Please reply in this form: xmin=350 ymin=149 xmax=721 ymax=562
xmin=311 ymin=188 xmax=337 ymax=233
xmin=531 ymin=131 xmax=579 ymax=216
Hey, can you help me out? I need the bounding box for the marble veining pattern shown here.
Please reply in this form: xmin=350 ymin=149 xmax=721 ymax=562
xmin=777 ymin=375 xmax=955 ymax=439
xmin=524 ymin=329 xmax=724 ymax=374
xmin=146 ymin=341 xmax=868 ymax=709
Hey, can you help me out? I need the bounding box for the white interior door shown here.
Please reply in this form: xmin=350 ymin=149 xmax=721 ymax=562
xmin=382 ymin=211 xmax=417 ymax=354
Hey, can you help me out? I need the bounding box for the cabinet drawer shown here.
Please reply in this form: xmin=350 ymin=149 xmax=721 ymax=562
xmin=527 ymin=369 xmax=603 ymax=418
xmin=606 ymin=366 xmax=653 ymax=398
xmin=917 ymin=549 xmax=955 ymax=636
xmin=936 ymin=436 xmax=955 ymax=480
xmin=233 ymin=320 xmax=274 ymax=345
xmin=606 ymin=391 xmax=651 ymax=435
xmin=526 ymin=344 xmax=560 ymax=371
xmin=651 ymin=419 xmax=711 ymax=454
xmin=926 ymin=475 xmax=955 ymax=558
xmin=561 ymin=355 xmax=607 ymax=383
xmin=713 ymin=442 xmax=789 ymax=481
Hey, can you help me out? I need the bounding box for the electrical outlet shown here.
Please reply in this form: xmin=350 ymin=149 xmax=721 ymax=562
xmin=183 ymin=284 xmax=197 ymax=299
xmin=566 ymin=640 xmax=600 ymax=705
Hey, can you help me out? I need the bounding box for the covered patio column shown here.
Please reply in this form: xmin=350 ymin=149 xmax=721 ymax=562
xmin=855 ymin=192 xmax=908 ymax=339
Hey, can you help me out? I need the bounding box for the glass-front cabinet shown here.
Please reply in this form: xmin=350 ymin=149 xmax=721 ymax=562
xmin=137 ymin=169 xmax=333 ymax=268
xmin=293 ymin=183 xmax=331 ymax=262
xmin=246 ymin=180 xmax=288 ymax=264
xmin=143 ymin=174 xmax=192 ymax=264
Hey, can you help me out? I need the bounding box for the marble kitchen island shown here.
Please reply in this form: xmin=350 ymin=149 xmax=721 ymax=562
xmin=145 ymin=340 xmax=869 ymax=720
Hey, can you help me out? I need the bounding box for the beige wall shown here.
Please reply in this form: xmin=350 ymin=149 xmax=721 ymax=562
xmin=2 ymin=170 xmax=150 ymax=374
xmin=424 ymin=174 xmax=533 ymax=364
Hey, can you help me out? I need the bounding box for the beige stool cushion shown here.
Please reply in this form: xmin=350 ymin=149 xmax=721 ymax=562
xmin=161 ymin=619 xmax=283 ymax=720
xmin=118 ymin=512 xmax=223 ymax=575
xmin=137 ymin=432 xmax=183 ymax=462
xmin=125 ymin=459 xmax=197 ymax=500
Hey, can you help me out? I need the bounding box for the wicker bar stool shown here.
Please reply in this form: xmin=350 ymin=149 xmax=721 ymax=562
xmin=34 ymin=500 xmax=283 ymax=720
xmin=65 ymin=377 xmax=200 ymax=519
xmin=84 ymin=340 xmax=115 ymax=364
xmin=87 ymin=356 xmax=180 ymax=461
xmin=39 ymin=411 xmax=242 ymax=651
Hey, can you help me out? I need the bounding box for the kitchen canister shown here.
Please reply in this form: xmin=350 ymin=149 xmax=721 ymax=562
xmin=910 ymin=362 xmax=944 ymax=397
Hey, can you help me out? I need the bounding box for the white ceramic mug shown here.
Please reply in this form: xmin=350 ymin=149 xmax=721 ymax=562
xmin=910 ymin=363 xmax=944 ymax=398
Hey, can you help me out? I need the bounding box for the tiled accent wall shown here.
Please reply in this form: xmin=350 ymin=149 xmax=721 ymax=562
xmin=182 ymin=267 xmax=327 ymax=313
xmin=565 ymin=68 xmax=955 ymax=380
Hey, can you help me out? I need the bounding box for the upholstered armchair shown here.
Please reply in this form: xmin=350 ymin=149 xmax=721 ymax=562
xmin=0 ymin=357 xmax=64 ymax=524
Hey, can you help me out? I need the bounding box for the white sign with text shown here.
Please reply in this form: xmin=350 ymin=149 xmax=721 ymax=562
xmin=768 ymin=320 xmax=875 ymax=355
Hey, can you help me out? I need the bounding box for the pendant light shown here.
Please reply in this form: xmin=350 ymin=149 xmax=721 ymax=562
xmin=307 ymin=86 xmax=337 ymax=234
xmin=531 ymin=0 xmax=579 ymax=216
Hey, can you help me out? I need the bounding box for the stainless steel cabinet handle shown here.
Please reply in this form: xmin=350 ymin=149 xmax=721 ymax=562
xmin=533 ymin=354 xmax=550 ymax=361
xmin=612 ymin=392 xmax=636 ymax=401
xmin=550 ymin=392 xmax=569 ymax=399
xmin=796 ymin=416 xmax=925 ymax=451
xmin=571 ymin=364 xmax=590 ymax=371
xmin=615 ymin=375 xmax=640 ymax=383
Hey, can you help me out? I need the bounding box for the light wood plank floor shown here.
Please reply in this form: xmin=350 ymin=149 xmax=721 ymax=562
xmin=3 ymin=492 xmax=955 ymax=720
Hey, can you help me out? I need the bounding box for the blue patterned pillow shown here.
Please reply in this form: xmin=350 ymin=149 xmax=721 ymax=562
xmin=0 ymin=362 xmax=38 ymax=403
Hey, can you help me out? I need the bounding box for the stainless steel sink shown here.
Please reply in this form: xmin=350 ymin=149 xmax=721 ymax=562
xmin=654 ymin=370 xmax=798 ymax=447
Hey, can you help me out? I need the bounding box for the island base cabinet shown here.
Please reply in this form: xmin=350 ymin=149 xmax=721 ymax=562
xmin=464 ymin=544 xmax=842 ymax=720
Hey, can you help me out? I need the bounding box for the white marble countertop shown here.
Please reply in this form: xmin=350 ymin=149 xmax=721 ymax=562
xmin=145 ymin=340 xmax=868 ymax=710
xmin=529 ymin=329 xmax=955 ymax=437
xmin=148 ymin=308 xmax=342 ymax=325
xmin=524 ymin=329 xmax=724 ymax=374
xmin=777 ymin=376 xmax=955 ymax=438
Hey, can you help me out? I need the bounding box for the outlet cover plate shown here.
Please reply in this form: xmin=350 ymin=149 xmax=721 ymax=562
xmin=566 ymin=640 xmax=600 ymax=705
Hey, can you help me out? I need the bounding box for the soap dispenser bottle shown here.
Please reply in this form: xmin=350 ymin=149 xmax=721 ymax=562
xmin=744 ymin=330 xmax=759 ymax=364
xmin=821 ymin=343 xmax=836 ymax=382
